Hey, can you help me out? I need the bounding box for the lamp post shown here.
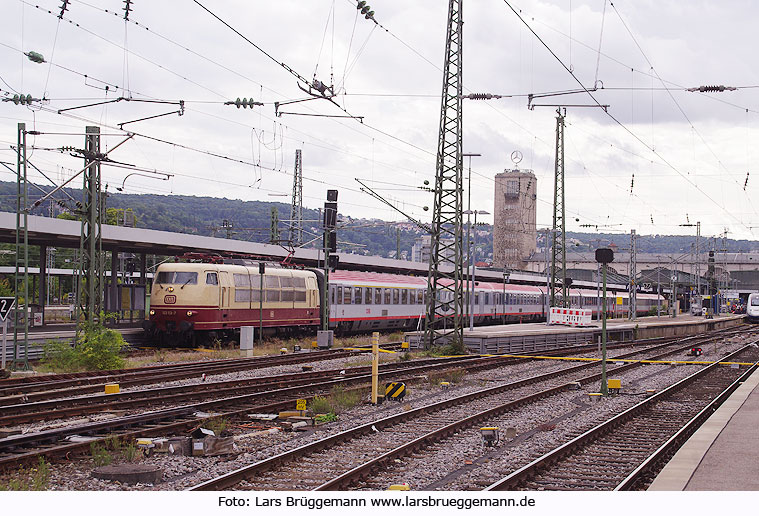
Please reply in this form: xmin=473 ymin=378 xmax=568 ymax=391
xmin=463 ymin=153 xmax=481 ymax=324
xmin=464 ymin=209 xmax=489 ymax=331
xmin=595 ymin=248 xmax=614 ymax=396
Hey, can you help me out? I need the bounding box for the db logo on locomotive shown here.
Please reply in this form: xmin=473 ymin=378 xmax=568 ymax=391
xmin=164 ymin=295 xmax=177 ymax=304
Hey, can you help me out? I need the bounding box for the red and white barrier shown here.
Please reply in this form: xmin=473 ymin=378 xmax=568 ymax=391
xmin=549 ymin=307 xmax=593 ymax=327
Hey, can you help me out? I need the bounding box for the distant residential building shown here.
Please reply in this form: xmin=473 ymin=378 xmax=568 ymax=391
xmin=412 ymin=235 xmax=455 ymax=263
xmin=493 ymin=168 xmax=537 ymax=269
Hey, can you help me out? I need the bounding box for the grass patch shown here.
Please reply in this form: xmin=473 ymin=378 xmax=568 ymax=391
xmin=309 ymin=395 xmax=332 ymax=414
xmin=427 ymin=367 xmax=467 ymax=386
xmin=0 ymin=457 xmax=50 ymax=491
xmin=329 ymin=385 xmax=361 ymax=413
xmin=90 ymin=441 xmax=113 ymax=467
xmin=204 ymin=417 xmax=230 ymax=436
xmin=315 ymin=412 xmax=338 ymax=423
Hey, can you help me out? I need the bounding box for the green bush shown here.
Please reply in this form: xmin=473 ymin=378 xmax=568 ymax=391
xmin=42 ymin=340 xmax=82 ymax=372
xmin=76 ymin=317 xmax=127 ymax=370
xmin=42 ymin=315 xmax=127 ymax=372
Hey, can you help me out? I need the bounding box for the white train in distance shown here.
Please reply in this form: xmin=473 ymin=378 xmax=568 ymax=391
xmin=747 ymin=293 xmax=759 ymax=322
xmin=143 ymin=262 xmax=661 ymax=345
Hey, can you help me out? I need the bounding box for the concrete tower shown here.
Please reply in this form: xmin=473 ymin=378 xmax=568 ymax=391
xmin=494 ymin=168 xmax=537 ymax=269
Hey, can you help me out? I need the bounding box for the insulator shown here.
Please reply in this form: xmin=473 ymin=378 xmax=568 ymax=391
xmin=12 ymin=94 xmax=20 ymax=105
xmin=361 ymin=5 xmax=370 ymax=14
xmin=468 ymin=93 xmax=493 ymax=100
xmin=27 ymin=51 xmax=45 ymax=63
xmin=242 ymin=97 xmax=248 ymax=108
xmin=357 ymin=1 xmax=367 ymax=8
xmin=365 ymin=11 xmax=374 ymax=19
xmin=235 ymin=97 xmax=242 ymax=108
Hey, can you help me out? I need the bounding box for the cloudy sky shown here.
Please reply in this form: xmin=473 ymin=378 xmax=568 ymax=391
xmin=1 ymin=0 xmax=757 ymax=242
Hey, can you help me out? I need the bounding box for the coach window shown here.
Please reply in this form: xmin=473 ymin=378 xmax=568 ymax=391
xmin=392 ymin=289 xmax=399 ymax=304
xmin=474 ymin=293 xmax=479 ymax=305
xmin=401 ymin=289 xmax=408 ymax=304
xmin=365 ymin=287 xmax=373 ymax=304
xmin=417 ymin=290 xmax=424 ymax=304
xmin=409 ymin=290 xmax=416 ymax=305
xmin=343 ymin=287 xmax=352 ymax=304
xmin=354 ymin=287 xmax=362 ymax=304
xmin=206 ymin=273 xmax=218 ymax=285
xmin=337 ymin=286 xmax=343 ymax=304
xmin=375 ymin=287 xmax=382 ymax=304
xmin=484 ymin=293 xmax=490 ymax=305
xmin=384 ymin=288 xmax=391 ymax=304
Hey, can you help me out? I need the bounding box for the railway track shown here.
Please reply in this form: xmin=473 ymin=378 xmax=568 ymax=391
xmin=0 ymin=348 xmax=361 ymax=398
xmin=1 ymin=331 xmax=730 ymax=427
xmin=485 ymin=344 xmax=759 ymax=491
xmin=187 ymin=329 xmax=749 ymax=490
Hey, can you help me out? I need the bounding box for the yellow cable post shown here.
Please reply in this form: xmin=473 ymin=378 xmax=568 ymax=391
xmin=372 ymin=331 xmax=379 ymax=405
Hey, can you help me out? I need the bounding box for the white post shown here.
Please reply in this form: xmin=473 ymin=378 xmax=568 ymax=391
xmin=1 ymin=319 xmax=7 ymax=370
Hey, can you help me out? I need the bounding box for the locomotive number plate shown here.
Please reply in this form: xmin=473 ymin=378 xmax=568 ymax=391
xmin=164 ymin=295 xmax=177 ymax=304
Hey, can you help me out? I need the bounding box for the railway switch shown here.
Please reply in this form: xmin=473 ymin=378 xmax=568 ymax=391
xmin=385 ymin=382 xmax=406 ymax=401
xmin=480 ymin=427 xmax=499 ymax=447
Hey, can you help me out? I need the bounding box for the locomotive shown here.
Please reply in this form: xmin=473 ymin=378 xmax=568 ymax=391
xmin=142 ymin=261 xmax=660 ymax=345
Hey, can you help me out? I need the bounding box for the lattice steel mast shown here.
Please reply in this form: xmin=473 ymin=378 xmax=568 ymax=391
xmin=77 ymin=126 xmax=104 ymax=324
xmin=550 ymin=108 xmax=567 ymax=307
xmin=424 ymin=0 xmax=464 ymax=348
xmin=13 ymin=123 xmax=30 ymax=370
xmin=629 ymin=229 xmax=637 ymax=320
xmin=289 ymin=149 xmax=303 ymax=246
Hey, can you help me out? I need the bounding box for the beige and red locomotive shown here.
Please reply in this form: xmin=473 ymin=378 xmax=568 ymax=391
xmin=143 ymin=262 xmax=320 ymax=345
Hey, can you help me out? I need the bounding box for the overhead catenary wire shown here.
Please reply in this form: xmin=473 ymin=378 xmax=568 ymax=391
xmin=501 ymin=0 xmax=752 ymax=234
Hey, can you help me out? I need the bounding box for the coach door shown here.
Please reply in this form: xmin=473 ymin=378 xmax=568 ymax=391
xmin=218 ymin=271 xmax=231 ymax=323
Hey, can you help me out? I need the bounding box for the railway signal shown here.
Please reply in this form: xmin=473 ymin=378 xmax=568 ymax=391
xmin=596 ymin=248 xmax=614 ymax=396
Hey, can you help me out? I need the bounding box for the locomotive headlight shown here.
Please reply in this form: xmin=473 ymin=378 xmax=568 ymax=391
xmin=186 ymin=310 xmax=194 ymax=317
xmin=167 ymin=286 xmax=175 ymax=292
xmin=149 ymin=309 xmax=155 ymax=316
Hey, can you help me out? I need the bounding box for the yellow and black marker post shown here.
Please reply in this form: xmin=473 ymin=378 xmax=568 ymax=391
xmin=385 ymin=382 xmax=406 ymax=402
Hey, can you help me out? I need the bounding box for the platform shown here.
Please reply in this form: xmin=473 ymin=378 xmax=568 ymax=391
xmin=649 ymin=363 xmax=759 ymax=490
xmin=406 ymin=314 xmax=745 ymax=353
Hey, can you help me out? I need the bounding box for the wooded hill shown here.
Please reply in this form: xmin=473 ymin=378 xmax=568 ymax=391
xmin=1 ymin=181 xmax=756 ymax=260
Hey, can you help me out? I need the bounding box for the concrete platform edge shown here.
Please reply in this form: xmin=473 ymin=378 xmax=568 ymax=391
xmin=648 ymin=365 xmax=759 ymax=490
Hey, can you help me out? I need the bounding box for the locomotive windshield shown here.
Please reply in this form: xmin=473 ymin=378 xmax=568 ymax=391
xmin=156 ymin=271 xmax=198 ymax=285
